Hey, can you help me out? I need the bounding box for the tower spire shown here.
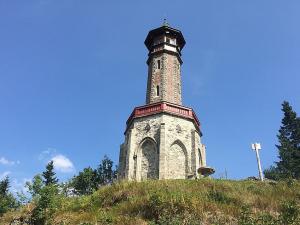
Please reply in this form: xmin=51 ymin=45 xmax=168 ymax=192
xmin=162 ymin=18 xmax=169 ymax=27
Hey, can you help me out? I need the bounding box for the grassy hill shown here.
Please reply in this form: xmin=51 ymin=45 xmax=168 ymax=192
xmin=1 ymin=179 xmax=300 ymax=225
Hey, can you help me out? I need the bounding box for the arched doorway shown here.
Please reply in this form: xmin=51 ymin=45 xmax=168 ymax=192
xmin=166 ymin=141 xmax=187 ymax=179
xmin=138 ymin=138 xmax=159 ymax=180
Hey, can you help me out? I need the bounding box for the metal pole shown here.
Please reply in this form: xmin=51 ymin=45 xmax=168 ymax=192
xmin=254 ymin=147 xmax=264 ymax=181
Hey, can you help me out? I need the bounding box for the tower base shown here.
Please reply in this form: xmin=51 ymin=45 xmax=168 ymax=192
xmin=118 ymin=102 xmax=206 ymax=181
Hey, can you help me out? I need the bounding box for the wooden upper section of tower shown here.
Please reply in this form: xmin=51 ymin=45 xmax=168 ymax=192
xmin=144 ymin=22 xmax=186 ymax=61
xmin=144 ymin=22 xmax=185 ymax=64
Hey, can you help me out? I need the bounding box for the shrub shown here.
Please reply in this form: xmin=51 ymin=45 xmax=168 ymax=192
xmin=207 ymin=189 xmax=234 ymax=204
xmin=279 ymin=200 xmax=300 ymax=225
xmin=31 ymin=185 xmax=61 ymax=225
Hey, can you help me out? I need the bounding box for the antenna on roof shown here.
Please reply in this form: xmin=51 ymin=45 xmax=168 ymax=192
xmin=162 ymin=18 xmax=169 ymax=27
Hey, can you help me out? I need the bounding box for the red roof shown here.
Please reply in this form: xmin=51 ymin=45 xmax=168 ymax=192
xmin=125 ymin=102 xmax=201 ymax=134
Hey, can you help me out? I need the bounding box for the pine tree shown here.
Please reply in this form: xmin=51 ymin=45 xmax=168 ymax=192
xmin=42 ymin=161 xmax=58 ymax=186
xmin=265 ymin=101 xmax=300 ymax=180
xmin=294 ymin=117 xmax=300 ymax=177
xmin=32 ymin=162 xmax=60 ymax=224
xmin=276 ymin=101 xmax=300 ymax=179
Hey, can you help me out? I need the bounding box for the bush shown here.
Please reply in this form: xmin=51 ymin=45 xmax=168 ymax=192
xmin=31 ymin=185 xmax=61 ymax=225
xmin=144 ymin=191 xmax=190 ymax=223
xmin=149 ymin=213 xmax=202 ymax=225
xmin=238 ymin=205 xmax=278 ymax=225
xmin=279 ymin=200 xmax=300 ymax=225
xmin=207 ymin=189 xmax=234 ymax=204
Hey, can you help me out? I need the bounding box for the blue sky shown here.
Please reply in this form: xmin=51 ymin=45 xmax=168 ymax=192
xmin=0 ymin=1 xmax=299 ymax=192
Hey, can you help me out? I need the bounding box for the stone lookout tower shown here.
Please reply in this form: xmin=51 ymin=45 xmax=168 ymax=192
xmin=118 ymin=22 xmax=207 ymax=181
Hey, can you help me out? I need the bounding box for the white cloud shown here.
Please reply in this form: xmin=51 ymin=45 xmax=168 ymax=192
xmin=38 ymin=148 xmax=57 ymax=161
xmin=10 ymin=178 xmax=31 ymax=194
xmin=0 ymin=157 xmax=20 ymax=166
xmin=39 ymin=148 xmax=75 ymax=173
xmin=51 ymin=154 xmax=74 ymax=173
xmin=0 ymin=171 xmax=11 ymax=180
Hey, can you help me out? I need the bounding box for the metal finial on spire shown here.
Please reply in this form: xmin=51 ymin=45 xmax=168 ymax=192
xmin=162 ymin=18 xmax=169 ymax=27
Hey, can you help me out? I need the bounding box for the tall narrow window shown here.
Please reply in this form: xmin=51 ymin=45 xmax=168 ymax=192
xmin=156 ymin=85 xmax=159 ymax=96
xmin=157 ymin=60 xmax=161 ymax=69
xmin=198 ymin=148 xmax=203 ymax=166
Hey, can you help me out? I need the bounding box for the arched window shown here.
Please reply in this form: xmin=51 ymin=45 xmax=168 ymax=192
xmin=156 ymin=85 xmax=159 ymax=96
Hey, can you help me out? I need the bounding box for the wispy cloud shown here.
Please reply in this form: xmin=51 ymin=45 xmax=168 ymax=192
xmin=38 ymin=148 xmax=57 ymax=161
xmin=0 ymin=157 xmax=20 ymax=166
xmin=10 ymin=178 xmax=31 ymax=194
xmin=51 ymin=154 xmax=75 ymax=173
xmin=0 ymin=171 xmax=11 ymax=180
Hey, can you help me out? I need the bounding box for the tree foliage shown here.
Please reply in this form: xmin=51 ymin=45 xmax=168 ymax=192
xmin=31 ymin=161 xmax=60 ymax=224
xmin=31 ymin=184 xmax=60 ymax=225
xmin=71 ymin=167 xmax=98 ymax=195
xmin=263 ymin=166 xmax=282 ymax=181
xmin=0 ymin=155 xmax=118 ymax=222
xmin=0 ymin=176 xmax=9 ymax=196
xmin=0 ymin=176 xmax=18 ymax=216
xmin=265 ymin=101 xmax=300 ymax=180
xmin=96 ymin=155 xmax=117 ymax=185
xmin=42 ymin=161 xmax=58 ymax=186
xmin=26 ymin=174 xmax=43 ymax=198
xmin=71 ymin=155 xmax=117 ymax=195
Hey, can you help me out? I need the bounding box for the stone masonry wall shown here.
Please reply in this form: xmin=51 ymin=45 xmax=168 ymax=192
xmin=119 ymin=113 xmax=203 ymax=180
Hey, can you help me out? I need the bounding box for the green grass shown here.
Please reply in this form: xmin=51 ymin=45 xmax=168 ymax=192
xmin=2 ymin=179 xmax=300 ymax=225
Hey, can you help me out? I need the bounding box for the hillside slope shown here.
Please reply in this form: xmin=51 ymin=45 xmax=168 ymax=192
xmin=1 ymin=179 xmax=300 ymax=225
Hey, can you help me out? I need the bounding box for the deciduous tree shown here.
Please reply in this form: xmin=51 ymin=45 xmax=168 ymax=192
xmin=96 ymin=155 xmax=117 ymax=185
xmin=71 ymin=167 xmax=98 ymax=195
xmin=26 ymin=174 xmax=43 ymax=198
